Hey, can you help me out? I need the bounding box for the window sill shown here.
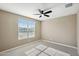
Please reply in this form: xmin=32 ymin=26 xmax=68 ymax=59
xmin=18 ymin=37 xmax=35 ymax=40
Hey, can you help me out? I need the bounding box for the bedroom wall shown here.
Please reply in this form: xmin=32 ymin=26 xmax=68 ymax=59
xmin=41 ymin=14 xmax=77 ymax=47
xmin=77 ymin=12 xmax=79 ymax=55
xmin=0 ymin=10 xmax=41 ymax=52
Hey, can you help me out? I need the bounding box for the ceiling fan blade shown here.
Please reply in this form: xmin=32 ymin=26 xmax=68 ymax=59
xmin=44 ymin=14 xmax=49 ymax=17
xmin=44 ymin=10 xmax=52 ymax=14
xmin=39 ymin=15 xmax=42 ymax=18
xmin=38 ymin=9 xmax=43 ymax=14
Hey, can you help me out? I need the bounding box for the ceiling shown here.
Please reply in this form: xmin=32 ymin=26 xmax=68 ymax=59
xmin=0 ymin=3 xmax=64 ymax=20
xmin=0 ymin=3 xmax=79 ymax=21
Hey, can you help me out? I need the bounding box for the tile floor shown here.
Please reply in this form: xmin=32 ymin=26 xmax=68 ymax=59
xmin=0 ymin=41 xmax=72 ymax=56
xmin=25 ymin=44 xmax=70 ymax=56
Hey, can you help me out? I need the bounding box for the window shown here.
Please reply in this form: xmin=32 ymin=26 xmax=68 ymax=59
xmin=18 ymin=17 xmax=35 ymax=40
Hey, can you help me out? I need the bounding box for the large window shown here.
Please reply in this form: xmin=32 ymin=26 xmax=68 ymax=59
xmin=18 ymin=17 xmax=35 ymax=40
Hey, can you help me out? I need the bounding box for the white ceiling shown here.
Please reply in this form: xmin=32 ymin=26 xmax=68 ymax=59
xmin=0 ymin=3 xmax=79 ymax=21
xmin=0 ymin=3 xmax=63 ymax=20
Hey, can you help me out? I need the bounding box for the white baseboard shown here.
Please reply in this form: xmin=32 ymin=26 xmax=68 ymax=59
xmin=42 ymin=40 xmax=77 ymax=49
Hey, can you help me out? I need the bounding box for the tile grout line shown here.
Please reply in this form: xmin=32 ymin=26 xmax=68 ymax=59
xmin=42 ymin=47 xmax=51 ymax=56
xmin=36 ymin=47 xmax=49 ymax=56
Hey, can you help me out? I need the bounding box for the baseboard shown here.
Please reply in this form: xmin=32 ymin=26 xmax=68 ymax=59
xmin=42 ymin=40 xmax=77 ymax=49
xmin=0 ymin=39 xmax=77 ymax=53
xmin=0 ymin=40 xmax=41 ymax=53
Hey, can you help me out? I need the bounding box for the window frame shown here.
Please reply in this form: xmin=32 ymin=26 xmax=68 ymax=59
xmin=18 ymin=17 xmax=36 ymax=40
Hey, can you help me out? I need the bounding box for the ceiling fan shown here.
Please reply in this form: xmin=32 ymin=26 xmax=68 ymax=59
xmin=34 ymin=8 xmax=52 ymax=18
